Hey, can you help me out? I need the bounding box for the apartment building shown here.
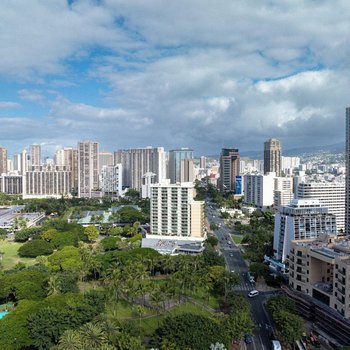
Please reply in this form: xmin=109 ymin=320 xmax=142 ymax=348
xmin=289 ymin=236 xmax=350 ymax=319
xmin=298 ymin=181 xmax=345 ymax=233
xmin=150 ymin=181 xmax=205 ymax=239
xmin=219 ymin=148 xmax=240 ymax=193
xmin=274 ymin=199 xmax=337 ymax=262
xmin=264 ymin=138 xmax=282 ymax=176
xmin=0 ymin=175 xmax=23 ymax=195
xmin=273 ymin=176 xmax=294 ymax=207
xmin=100 ymin=164 xmax=122 ymax=197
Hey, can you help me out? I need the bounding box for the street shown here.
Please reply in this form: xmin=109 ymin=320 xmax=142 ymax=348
xmin=206 ymin=201 xmax=273 ymax=350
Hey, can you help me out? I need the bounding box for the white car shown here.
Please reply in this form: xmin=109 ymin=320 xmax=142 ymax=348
xmin=248 ymin=290 xmax=259 ymax=298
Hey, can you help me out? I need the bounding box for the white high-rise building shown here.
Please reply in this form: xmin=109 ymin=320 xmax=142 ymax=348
xmin=150 ymin=181 xmax=205 ymax=239
xmin=273 ymin=177 xmax=294 ymax=207
xmin=78 ymin=141 xmax=99 ymax=198
xmin=346 ymin=107 xmax=350 ymax=234
xmin=297 ymin=181 xmax=345 ymax=233
xmin=100 ymin=164 xmax=122 ymax=197
xmin=114 ymin=147 xmax=166 ymax=191
xmin=243 ymin=172 xmax=275 ymax=209
xmin=141 ymin=172 xmax=157 ymax=199
xmin=273 ymin=199 xmax=337 ymax=262
xmin=55 ymin=147 xmax=78 ymax=192
xmin=0 ymin=146 xmax=8 ymax=175
xmin=24 ymin=165 xmax=72 ymax=198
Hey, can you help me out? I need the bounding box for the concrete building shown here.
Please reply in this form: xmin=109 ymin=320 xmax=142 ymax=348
xmin=24 ymin=165 xmax=72 ymax=198
xmin=168 ymin=148 xmax=194 ymax=184
xmin=99 ymin=152 xmax=114 ymax=173
xmin=100 ymin=164 xmax=122 ymax=197
xmin=78 ymin=141 xmax=99 ymax=198
xmin=141 ymin=172 xmax=157 ymax=199
xmin=274 ymin=177 xmax=294 ymax=207
xmin=274 ymin=199 xmax=337 ymax=262
xmin=288 ymin=236 xmax=350 ymax=319
xmin=29 ymin=144 xmax=41 ymax=166
xmin=297 ymin=181 xmax=345 ymax=233
xmin=200 ymin=156 xmax=206 ymax=169
xmin=243 ymin=172 xmax=275 ymax=209
xmin=150 ymin=180 xmax=205 ymax=239
xmin=115 ymin=147 xmax=166 ymax=191
xmin=0 ymin=175 xmax=23 ymax=194
xmin=264 ymin=138 xmax=282 ymax=176
xmin=0 ymin=146 xmax=8 ymax=175
xmin=346 ymin=107 xmax=350 ymax=234
xmin=282 ymin=156 xmax=300 ymax=174
xmin=219 ymin=148 xmax=240 ymax=193
xmin=55 ymin=147 xmax=78 ymax=192
xmin=180 ymin=158 xmax=195 ymax=183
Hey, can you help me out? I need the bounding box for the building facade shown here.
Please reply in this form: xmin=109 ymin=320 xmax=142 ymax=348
xmin=150 ymin=181 xmax=205 ymax=238
xmin=274 ymin=199 xmax=337 ymax=262
xmin=219 ymin=148 xmax=240 ymax=193
xmin=289 ymin=236 xmax=350 ymax=319
xmin=100 ymin=164 xmax=122 ymax=197
xmin=0 ymin=146 xmax=8 ymax=175
xmin=168 ymin=148 xmax=193 ymax=184
xmin=0 ymin=175 xmax=23 ymax=194
xmin=297 ymin=181 xmax=345 ymax=233
xmin=346 ymin=107 xmax=350 ymax=234
xmin=29 ymin=144 xmax=41 ymax=166
xmin=78 ymin=141 xmax=99 ymax=198
xmin=264 ymin=138 xmax=282 ymax=176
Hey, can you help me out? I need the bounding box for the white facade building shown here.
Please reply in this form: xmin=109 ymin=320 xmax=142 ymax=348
xmin=150 ymin=181 xmax=205 ymax=239
xmin=141 ymin=172 xmax=157 ymax=199
xmin=297 ymin=181 xmax=345 ymax=233
xmin=273 ymin=177 xmax=294 ymax=207
xmin=244 ymin=172 xmax=275 ymax=209
xmin=100 ymin=164 xmax=122 ymax=197
xmin=78 ymin=141 xmax=99 ymax=198
xmin=273 ymin=199 xmax=337 ymax=262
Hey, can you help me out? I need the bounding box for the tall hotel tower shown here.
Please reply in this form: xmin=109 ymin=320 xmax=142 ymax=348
xmin=264 ymin=138 xmax=282 ymax=176
xmin=346 ymin=108 xmax=350 ymax=234
xmin=78 ymin=141 xmax=99 ymax=198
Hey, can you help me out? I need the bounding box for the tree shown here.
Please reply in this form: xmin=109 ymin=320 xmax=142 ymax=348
xmin=249 ymin=262 xmax=269 ymax=279
xmin=206 ymin=236 xmax=219 ymax=247
xmin=100 ymin=236 xmax=120 ymax=251
xmin=56 ymin=329 xmax=82 ymax=350
xmin=18 ymin=239 xmax=54 ymax=258
xmin=79 ymin=322 xmax=108 ymax=349
xmin=84 ymin=225 xmax=99 ymax=242
xmin=154 ymin=314 xmax=230 ymax=350
xmin=47 ymin=246 xmax=82 ymax=272
xmin=0 ymin=228 xmax=7 ymax=240
xmin=15 ymin=227 xmax=43 ymax=242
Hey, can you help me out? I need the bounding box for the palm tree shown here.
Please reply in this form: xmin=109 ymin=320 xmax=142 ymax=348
xmin=47 ymin=275 xmax=61 ymax=296
xmin=79 ymin=322 xmax=108 ymax=349
xmin=57 ymin=329 xmax=82 ymax=350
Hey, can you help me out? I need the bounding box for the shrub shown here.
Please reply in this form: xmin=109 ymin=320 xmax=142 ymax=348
xmin=18 ymin=240 xmax=54 ymax=258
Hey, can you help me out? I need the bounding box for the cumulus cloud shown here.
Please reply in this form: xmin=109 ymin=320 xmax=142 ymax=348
xmin=1 ymin=0 xmax=350 ymax=154
xmin=0 ymin=101 xmax=20 ymax=109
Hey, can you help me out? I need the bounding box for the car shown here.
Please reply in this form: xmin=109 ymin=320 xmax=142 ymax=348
xmin=229 ymin=253 xmax=233 ymax=257
xmin=244 ymin=334 xmax=253 ymax=344
xmin=247 ymin=290 xmax=259 ymax=298
xmin=231 ymin=269 xmax=235 ymax=273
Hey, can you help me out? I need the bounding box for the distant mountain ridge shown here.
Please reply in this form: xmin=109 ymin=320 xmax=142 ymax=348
xmin=206 ymin=142 xmax=345 ymax=160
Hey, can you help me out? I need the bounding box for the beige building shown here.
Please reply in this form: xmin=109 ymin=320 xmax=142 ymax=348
xmin=289 ymin=236 xmax=350 ymax=319
xmin=150 ymin=180 xmax=205 ymax=239
xmin=0 ymin=146 xmax=8 ymax=175
xmin=264 ymin=138 xmax=282 ymax=176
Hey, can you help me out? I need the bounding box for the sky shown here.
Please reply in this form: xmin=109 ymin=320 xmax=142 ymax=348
xmin=0 ymin=0 xmax=349 ymax=157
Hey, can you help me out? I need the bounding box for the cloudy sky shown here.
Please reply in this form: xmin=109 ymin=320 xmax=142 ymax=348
xmin=0 ymin=0 xmax=349 ymax=156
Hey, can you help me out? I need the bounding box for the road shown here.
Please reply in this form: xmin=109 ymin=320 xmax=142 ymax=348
xmin=206 ymin=201 xmax=273 ymax=350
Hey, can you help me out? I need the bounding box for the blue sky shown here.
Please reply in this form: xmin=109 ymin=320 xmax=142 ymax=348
xmin=0 ymin=0 xmax=349 ymax=156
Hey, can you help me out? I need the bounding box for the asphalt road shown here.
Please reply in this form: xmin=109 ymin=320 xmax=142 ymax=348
xmin=206 ymin=201 xmax=273 ymax=350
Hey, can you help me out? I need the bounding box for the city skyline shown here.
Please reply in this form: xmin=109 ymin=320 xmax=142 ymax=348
xmin=0 ymin=1 xmax=350 ymax=155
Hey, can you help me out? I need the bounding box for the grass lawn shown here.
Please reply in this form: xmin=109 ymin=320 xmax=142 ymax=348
xmin=0 ymin=240 xmax=35 ymax=270
xmin=231 ymin=234 xmax=243 ymax=244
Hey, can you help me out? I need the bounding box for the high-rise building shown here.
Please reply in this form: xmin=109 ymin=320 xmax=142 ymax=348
xmin=273 ymin=199 xmax=337 ymax=262
xmin=219 ymin=148 xmax=240 ymax=193
xmin=55 ymin=147 xmax=78 ymax=193
xmin=29 ymin=144 xmax=41 ymax=166
xmin=264 ymin=138 xmax=282 ymax=176
xmin=180 ymin=159 xmax=194 ymax=183
xmin=24 ymin=165 xmax=72 ymax=198
xmin=200 ymin=156 xmax=206 ymax=169
xmin=100 ymin=164 xmax=122 ymax=197
xmin=0 ymin=146 xmax=8 ymax=175
xmin=346 ymin=107 xmax=350 ymax=234
xmin=99 ymin=152 xmax=114 ymax=173
xmin=150 ymin=180 xmax=205 ymax=238
xmin=243 ymin=172 xmax=275 ymax=208
xmin=0 ymin=175 xmax=23 ymax=194
xmin=273 ymin=177 xmax=294 ymax=207
xmin=114 ymin=147 xmax=166 ymax=191
xmin=168 ymin=148 xmax=194 ymax=184
xmin=78 ymin=141 xmax=99 ymax=198
xmin=141 ymin=172 xmax=157 ymax=199
xmin=297 ymin=181 xmax=345 ymax=233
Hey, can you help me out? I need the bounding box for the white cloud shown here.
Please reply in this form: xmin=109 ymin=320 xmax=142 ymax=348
xmin=0 ymin=101 xmax=20 ymax=109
